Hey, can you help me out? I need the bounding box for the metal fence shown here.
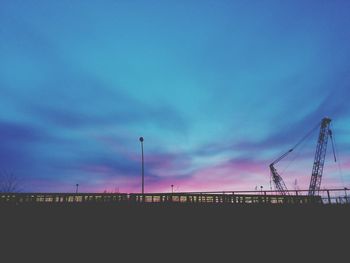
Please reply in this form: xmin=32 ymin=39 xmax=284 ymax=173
xmin=1 ymin=188 xmax=348 ymax=205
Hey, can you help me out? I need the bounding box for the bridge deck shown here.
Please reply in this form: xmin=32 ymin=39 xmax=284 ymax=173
xmin=0 ymin=192 xmax=324 ymax=205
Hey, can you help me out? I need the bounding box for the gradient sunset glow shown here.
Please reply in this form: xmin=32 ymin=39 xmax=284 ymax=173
xmin=1 ymin=0 xmax=350 ymax=193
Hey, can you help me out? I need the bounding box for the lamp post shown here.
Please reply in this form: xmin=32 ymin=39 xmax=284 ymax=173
xmin=139 ymin=137 xmax=144 ymax=195
xmin=75 ymin=184 xmax=79 ymax=194
xmin=171 ymin=184 xmax=174 ymax=194
xmin=345 ymin=187 xmax=348 ymax=204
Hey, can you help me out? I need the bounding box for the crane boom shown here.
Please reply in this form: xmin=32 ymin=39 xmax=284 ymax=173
xmin=308 ymin=117 xmax=332 ymax=196
xmin=269 ymin=149 xmax=293 ymax=195
xmin=269 ymin=163 xmax=289 ymax=195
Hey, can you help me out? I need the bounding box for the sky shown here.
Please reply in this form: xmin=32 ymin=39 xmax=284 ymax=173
xmin=1 ymin=0 xmax=350 ymax=193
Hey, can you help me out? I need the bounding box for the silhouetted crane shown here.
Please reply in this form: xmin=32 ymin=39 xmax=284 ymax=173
xmin=269 ymin=149 xmax=292 ymax=195
xmin=308 ymin=117 xmax=335 ymax=196
xmin=269 ymin=117 xmax=336 ymax=196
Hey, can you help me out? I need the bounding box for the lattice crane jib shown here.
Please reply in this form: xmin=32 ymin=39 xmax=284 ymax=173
xmin=270 ymin=164 xmax=288 ymax=195
xmin=269 ymin=149 xmax=293 ymax=195
xmin=308 ymin=117 xmax=332 ymax=196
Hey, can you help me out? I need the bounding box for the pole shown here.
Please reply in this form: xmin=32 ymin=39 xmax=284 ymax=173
xmin=139 ymin=137 xmax=144 ymax=195
xmin=327 ymin=190 xmax=331 ymax=204
xmin=76 ymin=184 xmax=79 ymax=194
xmin=345 ymin=187 xmax=348 ymax=204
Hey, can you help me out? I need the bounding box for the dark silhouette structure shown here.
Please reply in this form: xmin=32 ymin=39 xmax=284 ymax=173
xmin=1 ymin=188 xmax=349 ymax=206
xmin=139 ymin=136 xmax=144 ymax=194
xmin=308 ymin=117 xmax=333 ymax=195
xmin=270 ymin=117 xmax=336 ymax=196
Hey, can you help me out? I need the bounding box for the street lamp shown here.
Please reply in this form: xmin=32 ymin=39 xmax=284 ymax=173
xmin=345 ymin=187 xmax=348 ymax=204
xmin=139 ymin=137 xmax=144 ymax=195
xmin=171 ymin=184 xmax=174 ymax=194
xmin=75 ymin=184 xmax=79 ymax=194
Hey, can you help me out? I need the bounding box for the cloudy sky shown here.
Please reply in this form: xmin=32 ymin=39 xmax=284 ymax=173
xmin=1 ymin=0 xmax=350 ymax=193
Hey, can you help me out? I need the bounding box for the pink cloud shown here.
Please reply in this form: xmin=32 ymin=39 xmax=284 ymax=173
xmin=147 ymin=158 xmax=271 ymax=193
xmin=22 ymin=147 xmax=350 ymax=194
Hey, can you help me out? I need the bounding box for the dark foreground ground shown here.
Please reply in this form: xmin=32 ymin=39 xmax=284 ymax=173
xmin=1 ymin=203 xmax=349 ymax=260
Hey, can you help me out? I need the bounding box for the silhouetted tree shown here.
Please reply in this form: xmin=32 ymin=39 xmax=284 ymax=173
xmin=0 ymin=172 xmax=21 ymax=193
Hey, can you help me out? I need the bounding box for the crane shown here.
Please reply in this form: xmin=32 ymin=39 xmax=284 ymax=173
xmin=269 ymin=121 xmax=317 ymax=195
xmin=269 ymin=117 xmax=336 ymax=196
xmin=308 ymin=117 xmax=334 ymax=196
xmin=269 ymin=149 xmax=292 ymax=195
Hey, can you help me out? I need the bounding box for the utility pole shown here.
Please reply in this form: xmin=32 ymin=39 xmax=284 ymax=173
xmin=345 ymin=187 xmax=348 ymax=204
xmin=139 ymin=137 xmax=144 ymax=195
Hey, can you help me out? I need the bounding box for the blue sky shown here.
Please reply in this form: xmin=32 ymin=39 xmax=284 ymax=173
xmin=1 ymin=0 xmax=350 ymax=193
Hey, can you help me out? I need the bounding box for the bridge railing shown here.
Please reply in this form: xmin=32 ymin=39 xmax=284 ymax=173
xmin=1 ymin=188 xmax=348 ymax=205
